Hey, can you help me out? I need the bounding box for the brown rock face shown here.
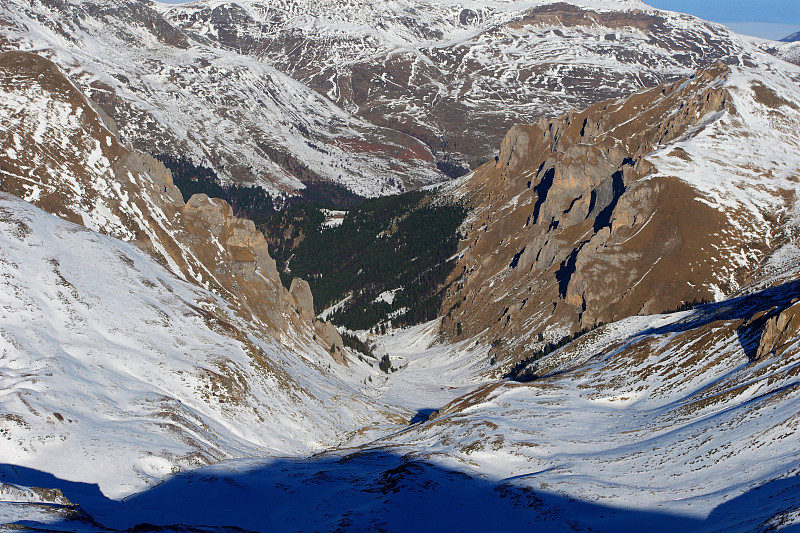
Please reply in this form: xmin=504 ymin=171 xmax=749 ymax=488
xmin=290 ymin=278 xmax=316 ymax=323
xmin=314 ymin=320 xmax=345 ymax=365
xmin=0 ymin=50 xmax=342 ymax=356
xmin=756 ymin=301 xmax=800 ymax=360
xmin=441 ymin=63 xmax=790 ymax=366
xmin=178 ymin=193 xmax=289 ymax=329
xmin=287 ymin=277 xmax=345 ymax=363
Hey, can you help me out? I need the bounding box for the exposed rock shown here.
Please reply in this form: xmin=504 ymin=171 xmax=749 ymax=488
xmin=315 ymin=320 xmax=345 ymax=365
xmin=496 ymin=125 xmax=530 ymax=172
xmin=440 ymin=62 xmax=795 ymax=367
xmin=290 ymin=278 xmax=316 ymax=323
xmin=179 ymin=193 xmax=288 ymax=329
xmin=288 ymin=277 xmax=345 ymax=360
xmin=0 ymin=50 xmax=344 ymax=361
xmin=757 ymin=300 xmax=800 ymax=360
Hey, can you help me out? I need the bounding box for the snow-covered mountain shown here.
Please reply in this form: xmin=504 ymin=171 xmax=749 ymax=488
xmin=0 ymin=192 xmax=387 ymax=499
xmin=781 ymin=31 xmax=800 ymax=43
xmin=751 ymin=36 xmax=800 ymax=67
xmin=0 ymin=0 xmax=440 ymax=196
xmin=2 ymin=0 xmax=800 ymax=531
xmin=1 ymin=0 xmax=756 ymax=195
xmin=3 ymin=192 xmax=799 ymax=531
xmin=437 ymin=54 xmax=800 ymax=367
xmin=0 ymin=49 xmax=403 ymax=505
xmin=360 ymin=278 xmax=800 ymax=532
xmin=161 ymin=0 xmax=748 ymax=170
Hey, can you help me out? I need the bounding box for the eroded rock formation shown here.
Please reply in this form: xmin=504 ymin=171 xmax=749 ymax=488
xmin=441 ymin=62 xmax=798 ymax=366
xmin=0 ymin=50 xmax=341 ymax=357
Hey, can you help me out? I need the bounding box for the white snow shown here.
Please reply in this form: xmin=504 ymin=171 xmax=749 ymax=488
xmin=0 ymin=193 xmax=392 ymax=500
xmin=1 ymin=1 xmax=800 ymax=531
xmin=321 ymin=208 xmax=347 ymax=228
xmin=373 ymin=288 xmax=401 ymax=305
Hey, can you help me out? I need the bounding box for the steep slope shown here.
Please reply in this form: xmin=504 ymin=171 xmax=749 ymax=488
xmin=437 ymin=57 xmax=800 ymax=366
xmin=0 ymin=50 xmax=409 ymax=501
xmin=0 ymin=0 xmax=438 ymax=195
xmin=0 ymin=192 xmax=390 ymax=501
xmin=162 ymin=0 xmax=748 ymax=170
xmin=0 ymin=50 xmax=350 ymax=351
xmin=5 ymin=255 xmax=799 ymax=531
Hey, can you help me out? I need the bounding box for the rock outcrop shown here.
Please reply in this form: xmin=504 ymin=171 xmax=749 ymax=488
xmin=290 ymin=278 xmax=316 ymax=323
xmin=0 ymin=50 xmax=342 ymax=358
xmin=441 ymin=62 xmax=800 ymax=367
xmin=757 ymin=300 xmax=800 ymax=360
xmin=289 ymin=277 xmax=345 ymax=364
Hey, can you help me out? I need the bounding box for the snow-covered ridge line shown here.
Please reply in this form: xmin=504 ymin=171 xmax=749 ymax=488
xmin=158 ymin=0 xmax=650 ymax=47
xmin=157 ymin=0 xmax=756 ymax=172
xmin=0 ymin=0 xmax=440 ymax=196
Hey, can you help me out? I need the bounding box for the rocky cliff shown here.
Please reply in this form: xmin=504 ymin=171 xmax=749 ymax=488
xmin=0 ymin=50 xmax=339 ymax=352
xmin=440 ymin=59 xmax=800 ymax=367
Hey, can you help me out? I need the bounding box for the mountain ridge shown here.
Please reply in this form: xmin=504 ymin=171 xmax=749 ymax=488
xmin=781 ymin=31 xmax=800 ymax=43
xmin=435 ymin=55 xmax=800 ymax=367
xmin=161 ymin=0 xmax=750 ymax=171
xmin=2 ymin=1 xmax=800 ymax=531
xmin=0 ymin=50 xmax=404 ymax=501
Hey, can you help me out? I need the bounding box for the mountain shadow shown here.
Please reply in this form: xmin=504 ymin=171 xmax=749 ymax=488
xmin=3 ymin=449 xmax=799 ymax=532
xmin=633 ymin=278 xmax=800 ymax=362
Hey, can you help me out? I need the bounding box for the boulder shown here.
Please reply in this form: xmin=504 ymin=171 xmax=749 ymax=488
xmin=290 ymin=278 xmax=315 ymax=323
xmin=757 ymin=301 xmax=800 ymax=360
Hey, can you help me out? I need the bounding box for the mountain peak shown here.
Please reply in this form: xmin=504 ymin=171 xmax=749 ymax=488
xmin=780 ymin=30 xmax=800 ymax=42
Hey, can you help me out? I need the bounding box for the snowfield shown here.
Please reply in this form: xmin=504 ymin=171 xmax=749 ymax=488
xmin=0 ymin=193 xmax=392 ymax=501
xmin=1 ymin=0 xmax=800 ymax=531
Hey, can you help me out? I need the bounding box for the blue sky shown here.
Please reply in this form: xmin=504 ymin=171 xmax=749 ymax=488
xmin=646 ymin=0 xmax=799 ymax=39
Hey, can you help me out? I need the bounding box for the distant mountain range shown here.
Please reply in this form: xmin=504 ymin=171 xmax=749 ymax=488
xmin=781 ymin=31 xmax=800 ymax=42
xmin=0 ymin=0 xmax=755 ymax=196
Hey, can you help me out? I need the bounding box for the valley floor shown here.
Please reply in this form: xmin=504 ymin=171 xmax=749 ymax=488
xmin=4 ymin=293 xmax=800 ymax=532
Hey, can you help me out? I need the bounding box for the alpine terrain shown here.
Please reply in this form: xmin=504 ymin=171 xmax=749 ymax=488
xmin=1 ymin=0 xmax=800 ymax=532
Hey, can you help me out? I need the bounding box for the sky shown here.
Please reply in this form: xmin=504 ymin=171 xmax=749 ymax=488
xmin=156 ymin=0 xmax=799 ymax=40
xmin=645 ymin=0 xmax=799 ymax=40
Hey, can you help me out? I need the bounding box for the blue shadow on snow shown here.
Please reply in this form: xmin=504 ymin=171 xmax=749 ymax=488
xmin=2 ymin=450 xmax=800 ymax=533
